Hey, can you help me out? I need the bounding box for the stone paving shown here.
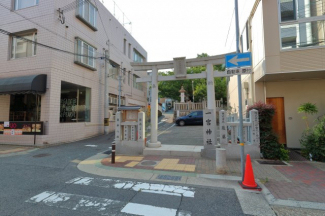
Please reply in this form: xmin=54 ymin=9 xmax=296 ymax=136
xmin=265 ymin=162 xmax=325 ymax=203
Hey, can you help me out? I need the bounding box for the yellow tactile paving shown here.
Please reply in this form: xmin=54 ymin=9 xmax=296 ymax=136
xmin=0 ymin=148 xmax=28 ymax=154
xmin=115 ymin=156 xmax=144 ymax=162
xmin=174 ymin=164 xmax=186 ymax=171
xmin=184 ymin=165 xmax=196 ymax=172
xmin=125 ymin=161 xmax=140 ymax=167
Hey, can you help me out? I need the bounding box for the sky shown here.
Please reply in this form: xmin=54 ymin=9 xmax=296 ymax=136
xmin=103 ymin=0 xmax=254 ymax=62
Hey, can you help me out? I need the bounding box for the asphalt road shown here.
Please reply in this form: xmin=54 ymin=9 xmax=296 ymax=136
xmin=0 ymin=133 xmax=248 ymax=216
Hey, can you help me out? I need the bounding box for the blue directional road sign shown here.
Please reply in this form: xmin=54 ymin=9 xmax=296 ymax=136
xmin=225 ymin=52 xmax=252 ymax=68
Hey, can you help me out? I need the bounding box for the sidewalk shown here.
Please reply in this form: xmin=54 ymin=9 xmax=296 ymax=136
xmin=78 ymin=151 xmax=325 ymax=214
xmin=0 ymin=145 xmax=37 ymax=157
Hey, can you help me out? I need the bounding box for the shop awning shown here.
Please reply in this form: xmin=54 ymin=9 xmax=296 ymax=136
xmin=0 ymin=74 xmax=47 ymax=95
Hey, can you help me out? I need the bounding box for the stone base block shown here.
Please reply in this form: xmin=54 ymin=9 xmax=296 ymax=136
xmin=201 ymin=148 xmax=216 ymax=159
xmin=146 ymin=141 xmax=161 ymax=148
xmin=116 ymin=140 xmax=145 ymax=155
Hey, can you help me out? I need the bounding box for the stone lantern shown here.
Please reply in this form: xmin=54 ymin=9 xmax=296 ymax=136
xmin=179 ymin=85 xmax=186 ymax=103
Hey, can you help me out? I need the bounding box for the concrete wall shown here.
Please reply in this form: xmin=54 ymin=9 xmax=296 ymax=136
xmin=265 ymin=79 xmax=325 ymax=148
xmin=0 ymin=0 xmax=147 ymax=145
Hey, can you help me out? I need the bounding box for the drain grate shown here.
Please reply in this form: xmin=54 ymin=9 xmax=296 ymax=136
xmin=156 ymin=175 xmax=182 ymax=181
xmin=257 ymin=160 xmax=287 ymax=165
xmin=33 ymin=153 xmax=51 ymax=158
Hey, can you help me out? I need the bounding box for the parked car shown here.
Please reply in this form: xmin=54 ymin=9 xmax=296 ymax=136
xmin=175 ymin=111 xmax=203 ymax=126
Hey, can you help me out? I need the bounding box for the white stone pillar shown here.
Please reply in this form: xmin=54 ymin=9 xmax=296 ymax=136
xmin=206 ymin=64 xmax=216 ymax=111
xmin=148 ymin=66 xmax=161 ymax=148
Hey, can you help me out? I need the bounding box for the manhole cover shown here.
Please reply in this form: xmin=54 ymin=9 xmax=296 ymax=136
xmin=139 ymin=160 xmax=158 ymax=166
xmin=33 ymin=153 xmax=51 ymax=158
xmin=257 ymin=160 xmax=287 ymax=165
xmin=156 ymin=175 xmax=182 ymax=181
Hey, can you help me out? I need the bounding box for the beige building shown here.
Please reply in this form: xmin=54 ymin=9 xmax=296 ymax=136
xmin=228 ymin=0 xmax=325 ymax=148
xmin=0 ymin=0 xmax=147 ymax=145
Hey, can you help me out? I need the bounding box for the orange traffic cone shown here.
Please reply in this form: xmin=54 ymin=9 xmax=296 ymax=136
xmin=239 ymin=154 xmax=262 ymax=191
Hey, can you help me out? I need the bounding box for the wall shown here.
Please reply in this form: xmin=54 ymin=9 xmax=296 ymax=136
xmin=265 ymin=79 xmax=325 ymax=148
xmin=0 ymin=0 xmax=147 ymax=145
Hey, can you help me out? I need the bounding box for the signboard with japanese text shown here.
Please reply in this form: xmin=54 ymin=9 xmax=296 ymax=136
xmin=203 ymin=109 xmax=216 ymax=148
xmin=231 ymin=126 xmax=237 ymax=144
xmin=115 ymin=112 xmax=121 ymax=141
xmin=0 ymin=121 xmax=44 ymax=135
xmin=219 ymin=110 xmax=228 ymax=144
xmin=130 ymin=125 xmax=136 ymax=141
xmin=138 ymin=112 xmax=145 ymax=141
xmin=250 ymin=110 xmax=260 ymax=145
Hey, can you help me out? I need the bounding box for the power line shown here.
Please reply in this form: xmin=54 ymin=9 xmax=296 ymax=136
xmin=225 ymin=8 xmax=235 ymax=47
xmin=0 ymin=28 xmax=104 ymax=60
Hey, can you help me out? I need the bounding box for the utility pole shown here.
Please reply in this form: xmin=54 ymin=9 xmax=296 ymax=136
xmin=118 ymin=62 xmax=123 ymax=107
xmin=235 ymin=0 xmax=245 ymax=180
xmin=104 ymin=45 xmax=110 ymax=134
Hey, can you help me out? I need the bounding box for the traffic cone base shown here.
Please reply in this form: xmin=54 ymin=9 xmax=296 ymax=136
xmin=238 ymin=181 xmax=262 ymax=191
xmin=239 ymin=154 xmax=262 ymax=191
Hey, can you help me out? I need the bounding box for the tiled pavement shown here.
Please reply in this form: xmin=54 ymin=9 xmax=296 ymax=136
xmin=101 ymin=155 xmax=325 ymax=204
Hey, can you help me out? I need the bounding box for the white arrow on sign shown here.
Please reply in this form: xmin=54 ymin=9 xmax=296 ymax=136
xmin=228 ymin=55 xmax=249 ymax=66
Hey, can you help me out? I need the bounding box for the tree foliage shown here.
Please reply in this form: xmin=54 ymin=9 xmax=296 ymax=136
xmin=297 ymin=102 xmax=318 ymax=129
xmin=158 ymin=53 xmax=227 ymax=103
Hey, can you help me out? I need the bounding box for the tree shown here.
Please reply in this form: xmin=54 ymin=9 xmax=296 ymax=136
xmin=298 ymin=102 xmax=318 ymax=129
xmin=158 ymin=54 xmax=227 ymax=103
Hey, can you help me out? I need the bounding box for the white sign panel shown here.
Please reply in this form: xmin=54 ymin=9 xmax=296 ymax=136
xmin=219 ymin=110 xmax=227 ymax=144
xmin=250 ymin=109 xmax=260 ymax=145
xmin=138 ymin=112 xmax=145 ymax=141
xmin=203 ymin=109 xmax=216 ymax=148
xmin=130 ymin=126 xmax=136 ymax=141
xmin=226 ymin=67 xmax=252 ymax=76
xmin=115 ymin=112 xmax=121 ymax=141
xmin=124 ymin=126 xmax=129 ymax=141
xmin=4 ymin=122 xmax=9 ymax=127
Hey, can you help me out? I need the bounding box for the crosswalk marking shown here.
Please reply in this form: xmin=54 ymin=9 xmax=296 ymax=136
xmin=27 ymin=191 xmax=124 ymax=215
xmin=121 ymin=203 xmax=177 ymax=216
xmin=66 ymin=177 xmax=195 ymax=198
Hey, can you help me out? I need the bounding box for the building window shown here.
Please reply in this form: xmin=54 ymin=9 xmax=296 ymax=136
xmin=133 ymin=49 xmax=144 ymax=62
xmin=9 ymin=94 xmax=41 ymax=121
xmin=14 ymin=0 xmax=39 ymax=10
xmin=109 ymin=61 xmax=120 ymax=80
xmin=133 ymin=74 xmax=143 ymax=91
xmin=123 ymin=39 xmax=126 ymax=55
xmin=60 ymin=81 xmax=91 ymax=123
xmin=75 ymin=38 xmax=96 ymax=70
xmin=76 ymin=0 xmax=97 ymax=31
xmin=281 ymin=20 xmax=325 ymax=49
xmin=11 ymin=32 xmax=37 ymax=59
xmin=128 ymin=43 xmax=131 ymax=58
xmin=280 ymin=0 xmax=325 ymax=22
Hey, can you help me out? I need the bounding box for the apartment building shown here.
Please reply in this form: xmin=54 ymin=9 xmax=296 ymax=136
xmin=228 ymin=0 xmax=325 ymax=148
xmin=0 ymin=0 xmax=147 ymax=145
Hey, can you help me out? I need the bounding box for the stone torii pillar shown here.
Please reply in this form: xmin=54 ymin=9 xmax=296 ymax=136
xmin=147 ymin=66 xmax=161 ymax=148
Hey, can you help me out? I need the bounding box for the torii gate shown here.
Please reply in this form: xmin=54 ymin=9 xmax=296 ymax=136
xmin=131 ymin=53 xmax=234 ymax=157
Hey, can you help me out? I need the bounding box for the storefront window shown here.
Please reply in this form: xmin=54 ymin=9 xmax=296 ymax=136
xmin=60 ymin=81 xmax=91 ymax=123
xmin=9 ymin=94 xmax=41 ymax=121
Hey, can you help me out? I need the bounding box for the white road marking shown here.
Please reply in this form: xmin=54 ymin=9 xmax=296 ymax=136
xmin=158 ymin=123 xmax=176 ymax=137
xmin=27 ymin=191 xmax=123 ymax=215
xmin=66 ymin=177 xmax=195 ymax=198
xmin=121 ymin=203 xmax=177 ymax=216
xmin=85 ymin=145 xmax=98 ymax=147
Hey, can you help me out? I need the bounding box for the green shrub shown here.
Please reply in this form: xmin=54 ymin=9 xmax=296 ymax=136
xmin=158 ymin=110 xmax=162 ymax=117
xmin=300 ymin=116 xmax=325 ymax=162
xmin=247 ymin=102 xmax=289 ymax=160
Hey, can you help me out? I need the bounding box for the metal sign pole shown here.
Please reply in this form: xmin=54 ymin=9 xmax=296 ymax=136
xmin=235 ymin=0 xmax=245 ymax=180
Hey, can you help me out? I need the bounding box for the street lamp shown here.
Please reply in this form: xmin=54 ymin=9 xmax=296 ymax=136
xmin=192 ymin=80 xmax=194 ymax=102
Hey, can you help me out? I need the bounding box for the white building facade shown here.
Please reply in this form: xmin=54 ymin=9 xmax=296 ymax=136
xmin=0 ymin=0 xmax=147 ymax=145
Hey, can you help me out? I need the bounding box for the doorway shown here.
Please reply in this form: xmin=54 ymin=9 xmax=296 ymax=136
xmin=266 ymin=97 xmax=287 ymax=144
